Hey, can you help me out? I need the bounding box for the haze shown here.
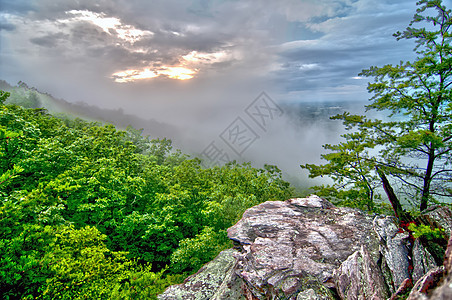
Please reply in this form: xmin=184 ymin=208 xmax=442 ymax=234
xmin=0 ymin=0 xmax=422 ymax=185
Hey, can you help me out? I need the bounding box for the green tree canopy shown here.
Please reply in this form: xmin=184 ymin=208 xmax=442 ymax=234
xmin=0 ymin=90 xmax=293 ymax=299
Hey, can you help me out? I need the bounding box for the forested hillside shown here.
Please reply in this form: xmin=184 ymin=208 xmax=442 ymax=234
xmin=0 ymin=90 xmax=292 ymax=299
xmin=0 ymin=80 xmax=178 ymax=141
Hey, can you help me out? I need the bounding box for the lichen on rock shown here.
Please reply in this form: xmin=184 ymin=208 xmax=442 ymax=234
xmin=158 ymin=249 xmax=243 ymax=300
xmin=334 ymin=245 xmax=389 ymax=299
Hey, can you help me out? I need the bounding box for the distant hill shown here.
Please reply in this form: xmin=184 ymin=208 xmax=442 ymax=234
xmin=0 ymin=80 xmax=180 ymax=140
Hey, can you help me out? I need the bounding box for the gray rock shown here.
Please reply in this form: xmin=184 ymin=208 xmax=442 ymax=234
xmin=406 ymin=266 xmax=445 ymax=300
xmin=228 ymin=195 xmax=380 ymax=299
xmin=407 ymin=232 xmax=452 ymax=300
xmin=295 ymin=277 xmax=336 ymax=300
xmin=158 ymin=249 xmax=243 ymax=300
xmin=444 ymin=232 xmax=452 ymax=273
xmin=428 ymin=232 xmax=452 ymax=299
xmin=389 ymin=278 xmax=414 ymax=300
xmin=373 ymin=216 xmax=411 ymax=291
xmin=411 ymin=238 xmax=437 ymax=283
xmin=158 ymin=195 xmax=452 ymax=300
xmin=421 ymin=206 xmax=452 ymax=235
xmin=210 ymin=256 xmax=245 ymax=300
xmin=297 ymin=289 xmax=321 ymax=300
xmin=334 ymin=245 xmax=389 ymax=299
xmin=428 ymin=278 xmax=452 ymax=300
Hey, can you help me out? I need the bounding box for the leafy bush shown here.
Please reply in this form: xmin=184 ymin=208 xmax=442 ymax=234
xmin=170 ymin=227 xmax=232 ymax=273
xmin=407 ymin=223 xmax=445 ymax=240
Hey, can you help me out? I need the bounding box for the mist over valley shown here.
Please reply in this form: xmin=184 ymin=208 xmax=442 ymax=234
xmin=1 ymin=79 xmax=368 ymax=190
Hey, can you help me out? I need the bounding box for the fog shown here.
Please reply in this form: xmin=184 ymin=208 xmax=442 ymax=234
xmin=171 ymin=97 xmax=369 ymax=187
xmin=0 ymin=0 xmax=422 ymax=188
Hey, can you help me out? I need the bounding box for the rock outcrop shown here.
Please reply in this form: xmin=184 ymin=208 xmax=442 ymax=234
xmin=406 ymin=232 xmax=452 ymax=300
xmin=226 ymin=196 xmax=380 ymax=299
xmin=373 ymin=215 xmax=412 ymax=292
xmin=158 ymin=249 xmax=241 ymax=300
xmin=158 ymin=195 xmax=452 ymax=300
xmin=419 ymin=205 xmax=452 ymax=235
xmin=333 ymin=245 xmax=389 ymax=299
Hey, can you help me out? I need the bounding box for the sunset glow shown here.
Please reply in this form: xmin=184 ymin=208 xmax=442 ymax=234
xmin=112 ymin=69 xmax=159 ymax=83
xmin=111 ymin=49 xmax=232 ymax=83
xmin=159 ymin=67 xmax=196 ymax=80
xmin=112 ymin=66 xmax=196 ymax=82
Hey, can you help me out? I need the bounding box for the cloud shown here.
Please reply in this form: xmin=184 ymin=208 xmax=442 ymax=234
xmin=0 ymin=0 xmax=427 ymax=179
xmin=0 ymin=0 xmax=420 ymax=101
xmin=0 ymin=20 xmax=15 ymax=31
xmin=268 ymin=0 xmax=417 ymax=100
xmin=0 ymin=0 xmax=35 ymax=15
xmin=30 ymin=32 xmax=68 ymax=48
xmin=4 ymin=3 xmax=247 ymax=84
xmin=64 ymin=10 xmax=154 ymax=43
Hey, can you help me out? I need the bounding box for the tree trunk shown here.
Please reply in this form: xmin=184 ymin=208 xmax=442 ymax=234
xmin=421 ymin=96 xmax=440 ymax=211
xmin=376 ymin=167 xmax=411 ymax=223
xmin=420 ymin=145 xmax=435 ymax=212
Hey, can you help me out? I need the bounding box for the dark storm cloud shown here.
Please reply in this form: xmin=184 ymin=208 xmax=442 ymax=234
xmin=68 ymin=22 xmax=113 ymax=46
xmin=30 ymin=32 xmax=68 ymax=48
xmin=0 ymin=0 xmax=35 ymax=15
xmin=25 ymin=0 xmax=122 ymax=20
xmin=0 ymin=21 xmax=15 ymax=31
xmin=269 ymin=0 xmax=418 ymax=98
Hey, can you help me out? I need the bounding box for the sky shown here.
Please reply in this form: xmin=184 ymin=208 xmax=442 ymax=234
xmin=0 ymin=0 xmax=439 ymax=183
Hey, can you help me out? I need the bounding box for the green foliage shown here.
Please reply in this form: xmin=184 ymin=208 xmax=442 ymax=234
xmin=311 ymin=184 xmax=392 ymax=214
xmin=303 ymin=0 xmax=452 ymax=212
xmin=170 ymin=227 xmax=232 ymax=273
xmin=407 ymin=223 xmax=445 ymax=240
xmin=0 ymin=163 xmax=23 ymax=186
xmin=39 ymin=225 xmax=132 ymax=299
xmin=302 ymin=121 xmax=382 ymax=211
xmin=6 ymin=89 xmax=41 ymax=108
xmin=0 ymin=90 xmax=10 ymax=104
xmin=0 ymin=89 xmax=293 ymax=298
xmin=407 ymin=221 xmax=448 ymax=265
xmin=109 ymin=267 xmax=186 ymax=300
